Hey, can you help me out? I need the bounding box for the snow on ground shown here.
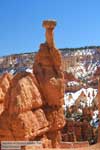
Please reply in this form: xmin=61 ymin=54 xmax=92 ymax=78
xmin=66 ymin=48 xmax=100 ymax=80
xmin=64 ymin=88 xmax=98 ymax=107
xmin=70 ymin=62 xmax=98 ymax=79
xmin=90 ymin=110 xmax=99 ymax=128
xmin=26 ymin=68 xmax=33 ymax=73
xmin=67 ymin=81 xmax=80 ymax=87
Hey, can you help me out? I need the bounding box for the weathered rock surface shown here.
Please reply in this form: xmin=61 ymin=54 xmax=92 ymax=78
xmin=0 ymin=111 xmax=14 ymax=141
xmin=47 ymin=131 xmax=62 ymax=148
xmin=11 ymin=109 xmax=49 ymax=140
xmin=5 ymin=72 xmax=43 ymax=114
xmin=0 ymin=73 xmax=12 ymax=103
xmin=0 ymin=109 xmax=49 ymax=141
xmin=33 ymin=45 xmax=64 ymax=106
xmin=44 ymin=107 xmax=65 ymax=131
xmin=41 ymin=135 xmax=52 ymax=148
xmin=0 ymin=71 xmax=50 ymax=141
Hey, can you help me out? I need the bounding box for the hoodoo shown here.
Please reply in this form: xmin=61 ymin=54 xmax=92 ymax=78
xmin=33 ymin=20 xmax=65 ymax=147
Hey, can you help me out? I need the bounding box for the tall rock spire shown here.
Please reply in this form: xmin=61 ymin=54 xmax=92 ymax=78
xmin=33 ymin=20 xmax=65 ymax=147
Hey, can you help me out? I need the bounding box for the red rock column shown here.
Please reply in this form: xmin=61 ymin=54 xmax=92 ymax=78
xmin=33 ymin=20 xmax=65 ymax=148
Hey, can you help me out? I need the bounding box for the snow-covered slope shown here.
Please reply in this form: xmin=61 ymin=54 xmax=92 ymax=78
xmin=63 ymin=48 xmax=100 ymax=81
xmin=64 ymin=88 xmax=97 ymax=107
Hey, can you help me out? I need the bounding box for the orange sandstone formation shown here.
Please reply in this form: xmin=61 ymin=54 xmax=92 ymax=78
xmin=0 ymin=73 xmax=12 ymax=103
xmin=0 ymin=72 xmax=49 ymax=141
xmin=5 ymin=72 xmax=43 ymax=114
xmin=33 ymin=20 xmax=65 ymax=147
xmin=0 ymin=20 xmax=65 ymax=148
xmin=44 ymin=107 xmax=65 ymax=131
xmin=0 ymin=73 xmax=12 ymax=114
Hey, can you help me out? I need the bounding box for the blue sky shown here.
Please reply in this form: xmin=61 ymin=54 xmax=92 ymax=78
xmin=0 ymin=0 xmax=100 ymax=56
